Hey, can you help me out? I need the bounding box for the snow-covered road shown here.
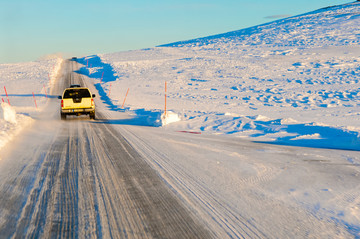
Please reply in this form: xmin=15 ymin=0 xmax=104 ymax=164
xmin=0 ymin=60 xmax=359 ymax=238
xmin=118 ymin=122 xmax=360 ymax=238
xmin=0 ymin=61 xmax=210 ymax=238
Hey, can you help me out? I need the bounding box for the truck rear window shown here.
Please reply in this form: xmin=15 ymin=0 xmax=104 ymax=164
xmin=63 ymin=89 xmax=91 ymax=99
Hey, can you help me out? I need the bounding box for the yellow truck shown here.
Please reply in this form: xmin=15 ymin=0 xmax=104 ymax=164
xmin=58 ymin=87 xmax=96 ymax=120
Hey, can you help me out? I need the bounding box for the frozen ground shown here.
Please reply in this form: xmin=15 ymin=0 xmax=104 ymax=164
xmin=0 ymin=1 xmax=360 ymax=238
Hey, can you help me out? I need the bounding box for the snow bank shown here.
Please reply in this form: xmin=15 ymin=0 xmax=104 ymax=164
xmin=0 ymin=102 xmax=17 ymax=124
xmin=0 ymin=103 xmax=33 ymax=154
xmin=161 ymin=111 xmax=181 ymax=126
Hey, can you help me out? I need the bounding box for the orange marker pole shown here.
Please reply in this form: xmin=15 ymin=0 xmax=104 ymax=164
xmin=43 ymin=84 xmax=48 ymax=98
xmin=100 ymin=71 xmax=104 ymax=83
xmin=32 ymin=92 xmax=37 ymax=108
xmin=165 ymin=81 xmax=167 ymax=116
xmin=121 ymin=88 xmax=129 ymax=109
xmin=4 ymin=86 xmax=10 ymax=105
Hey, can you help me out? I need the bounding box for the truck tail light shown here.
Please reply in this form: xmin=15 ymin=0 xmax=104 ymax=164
xmin=91 ymin=99 xmax=94 ymax=107
xmin=61 ymin=100 xmax=64 ymax=108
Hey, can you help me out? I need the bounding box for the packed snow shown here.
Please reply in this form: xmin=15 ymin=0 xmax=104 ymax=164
xmin=1 ymin=102 xmax=17 ymax=124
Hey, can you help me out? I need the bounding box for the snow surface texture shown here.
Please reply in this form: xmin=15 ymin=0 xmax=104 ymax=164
xmin=0 ymin=103 xmax=32 ymax=156
xmin=1 ymin=102 xmax=17 ymax=124
xmin=81 ymin=2 xmax=360 ymax=150
xmin=161 ymin=111 xmax=181 ymax=126
xmin=0 ymin=58 xmax=62 ymax=152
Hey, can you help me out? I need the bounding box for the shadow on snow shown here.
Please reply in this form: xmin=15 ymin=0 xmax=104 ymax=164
xmin=74 ymin=56 xmax=163 ymax=127
xmin=251 ymin=119 xmax=360 ymax=151
xmin=93 ymin=109 xmax=163 ymax=127
xmin=1 ymin=94 xmax=58 ymax=99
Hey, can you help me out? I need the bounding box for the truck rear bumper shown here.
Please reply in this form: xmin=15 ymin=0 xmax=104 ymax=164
xmin=61 ymin=108 xmax=95 ymax=115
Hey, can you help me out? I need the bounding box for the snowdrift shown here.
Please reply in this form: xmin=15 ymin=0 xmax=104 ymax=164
xmin=0 ymin=103 xmax=33 ymax=153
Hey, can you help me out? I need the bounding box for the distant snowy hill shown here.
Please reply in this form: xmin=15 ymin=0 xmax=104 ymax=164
xmin=161 ymin=2 xmax=360 ymax=48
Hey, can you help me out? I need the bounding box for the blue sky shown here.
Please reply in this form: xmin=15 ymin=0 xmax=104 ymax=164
xmin=0 ymin=0 xmax=351 ymax=63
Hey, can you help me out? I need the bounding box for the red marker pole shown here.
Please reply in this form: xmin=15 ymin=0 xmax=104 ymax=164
xmin=2 ymin=98 xmax=4 ymax=103
xmin=165 ymin=81 xmax=167 ymax=116
xmin=100 ymin=72 xmax=104 ymax=83
xmin=121 ymin=88 xmax=130 ymax=109
xmin=4 ymin=86 xmax=10 ymax=105
xmin=43 ymin=84 xmax=48 ymax=98
xmin=32 ymin=92 xmax=37 ymax=108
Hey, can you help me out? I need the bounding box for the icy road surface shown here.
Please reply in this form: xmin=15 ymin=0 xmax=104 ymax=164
xmin=0 ymin=60 xmax=210 ymax=238
xmin=0 ymin=60 xmax=359 ymax=238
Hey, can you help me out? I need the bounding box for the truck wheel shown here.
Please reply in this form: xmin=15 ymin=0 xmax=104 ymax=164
xmin=90 ymin=112 xmax=95 ymax=120
xmin=61 ymin=113 xmax=66 ymax=120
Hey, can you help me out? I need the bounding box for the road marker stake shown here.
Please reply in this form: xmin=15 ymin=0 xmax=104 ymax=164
xmin=165 ymin=81 xmax=167 ymax=116
xmin=177 ymin=131 xmax=202 ymax=135
xmin=4 ymin=86 xmax=10 ymax=105
xmin=121 ymin=88 xmax=130 ymax=109
xmin=43 ymin=84 xmax=48 ymax=98
xmin=32 ymin=92 xmax=37 ymax=108
xmin=100 ymin=72 xmax=104 ymax=83
xmin=2 ymin=98 xmax=4 ymax=103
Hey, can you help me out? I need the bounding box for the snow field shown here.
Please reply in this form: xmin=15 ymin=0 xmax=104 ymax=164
xmin=0 ymin=58 xmax=62 ymax=109
xmin=0 ymin=58 xmax=63 ymax=152
xmin=84 ymin=2 xmax=360 ymax=150
xmin=94 ymin=43 xmax=360 ymax=149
